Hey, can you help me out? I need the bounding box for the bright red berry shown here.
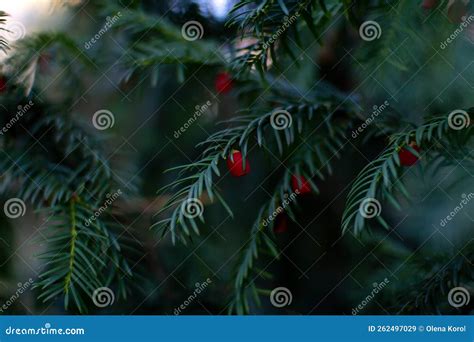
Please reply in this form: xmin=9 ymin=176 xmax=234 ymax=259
xmin=273 ymin=213 xmax=289 ymax=234
xmin=214 ymin=72 xmax=233 ymax=94
xmin=226 ymin=150 xmax=250 ymax=177
xmin=291 ymin=175 xmax=311 ymax=194
xmin=398 ymin=143 xmax=421 ymax=166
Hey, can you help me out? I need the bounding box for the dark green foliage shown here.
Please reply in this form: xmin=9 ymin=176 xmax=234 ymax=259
xmin=0 ymin=87 xmax=136 ymax=311
xmin=368 ymin=237 xmax=474 ymax=314
xmin=342 ymin=110 xmax=474 ymax=235
xmin=101 ymin=4 xmax=224 ymax=85
xmin=396 ymin=247 xmax=474 ymax=314
xmin=150 ymin=0 xmax=473 ymax=315
xmin=1 ymin=0 xmax=472 ymax=315
xmin=152 ymin=0 xmax=474 ymax=315
xmin=228 ymin=0 xmax=343 ymax=74
xmin=5 ymin=32 xmax=93 ymax=96
xmin=154 ymin=82 xmax=358 ymax=245
xmin=229 ymin=119 xmax=351 ymax=314
xmin=34 ymin=199 xmax=132 ymax=313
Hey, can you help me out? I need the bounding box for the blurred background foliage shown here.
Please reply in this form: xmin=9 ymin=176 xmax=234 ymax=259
xmin=0 ymin=0 xmax=472 ymax=315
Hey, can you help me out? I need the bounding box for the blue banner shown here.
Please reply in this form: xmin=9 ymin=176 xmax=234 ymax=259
xmin=0 ymin=316 xmax=472 ymax=341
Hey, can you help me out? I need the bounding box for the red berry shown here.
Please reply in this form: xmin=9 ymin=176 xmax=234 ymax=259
xmin=0 ymin=76 xmax=7 ymax=93
xmin=421 ymin=0 xmax=437 ymax=9
xmin=291 ymin=175 xmax=311 ymax=194
xmin=214 ymin=72 xmax=233 ymax=94
xmin=226 ymin=150 xmax=250 ymax=177
xmin=398 ymin=143 xmax=421 ymax=166
xmin=273 ymin=213 xmax=289 ymax=234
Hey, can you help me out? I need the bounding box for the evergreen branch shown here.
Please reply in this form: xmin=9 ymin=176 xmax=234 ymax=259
xmin=229 ymin=120 xmax=350 ymax=314
xmin=0 ymin=112 xmax=125 ymax=208
xmin=8 ymin=32 xmax=92 ymax=67
xmin=5 ymin=32 xmax=93 ymax=95
xmin=342 ymin=109 xmax=474 ymax=235
xmin=355 ymin=0 xmax=452 ymax=72
xmin=228 ymin=0 xmax=343 ymax=73
xmin=34 ymin=198 xmax=132 ymax=313
xmin=154 ymin=86 xmax=356 ymax=244
xmin=0 ymin=98 xmax=136 ymax=312
xmin=392 ymin=242 xmax=474 ymax=314
xmin=64 ymin=197 xmax=78 ymax=294
xmin=227 ymin=0 xmax=402 ymax=72
xmin=101 ymin=4 xmax=224 ymax=84
xmin=228 ymin=210 xmax=275 ymax=314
